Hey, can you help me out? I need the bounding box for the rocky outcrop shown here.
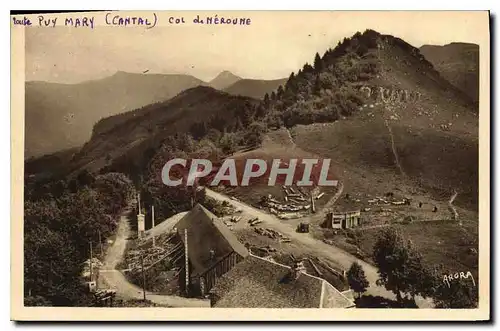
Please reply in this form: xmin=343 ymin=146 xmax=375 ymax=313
xmin=358 ymin=85 xmax=422 ymax=104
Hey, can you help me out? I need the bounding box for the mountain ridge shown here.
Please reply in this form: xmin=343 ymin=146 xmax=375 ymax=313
xmin=224 ymin=78 xmax=287 ymax=99
xmin=66 ymin=85 xmax=260 ymax=176
xmin=25 ymin=72 xmax=208 ymax=158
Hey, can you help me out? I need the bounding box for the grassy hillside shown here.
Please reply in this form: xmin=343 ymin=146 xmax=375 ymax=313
xmin=291 ymin=111 xmax=478 ymax=209
xmin=257 ymin=30 xmax=478 ymax=210
xmin=25 ymin=72 xmax=206 ymax=158
xmin=420 ymin=43 xmax=479 ymax=103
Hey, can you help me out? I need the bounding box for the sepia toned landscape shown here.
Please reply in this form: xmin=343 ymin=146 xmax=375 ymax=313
xmin=13 ymin=11 xmax=489 ymax=319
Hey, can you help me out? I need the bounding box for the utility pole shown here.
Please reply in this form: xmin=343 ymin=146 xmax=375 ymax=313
xmin=310 ymin=192 xmax=316 ymax=213
xmin=137 ymin=193 xmax=141 ymax=213
xmin=191 ymin=187 xmax=194 ymax=208
xmin=89 ymin=241 xmax=93 ymax=282
xmin=151 ymin=205 xmax=155 ymax=247
xmin=141 ymin=253 xmax=146 ymax=301
xmin=98 ymin=230 xmax=103 ymax=257
xmin=191 ymin=184 xmax=197 ymax=209
xmin=184 ymin=229 xmax=189 ymax=296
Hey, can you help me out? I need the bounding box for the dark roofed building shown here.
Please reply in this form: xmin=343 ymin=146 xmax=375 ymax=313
xmin=172 ymin=204 xmax=354 ymax=308
xmin=209 ymin=255 xmax=355 ymax=308
xmin=174 ymin=204 xmax=249 ymax=296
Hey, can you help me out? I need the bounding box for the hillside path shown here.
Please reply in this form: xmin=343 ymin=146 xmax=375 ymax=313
xmin=384 ymin=119 xmax=406 ymax=177
xmin=284 ymin=128 xmax=296 ymax=147
xmin=205 ymin=188 xmax=433 ymax=308
xmin=323 ymin=181 xmax=344 ymax=210
xmin=99 ymin=207 xmax=210 ymax=307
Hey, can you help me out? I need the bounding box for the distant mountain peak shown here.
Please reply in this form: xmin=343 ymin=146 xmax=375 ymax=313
xmin=209 ymin=71 xmax=242 ymax=90
xmin=112 ymin=70 xmax=154 ymax=77
xmin=216 ymin=70 xmax=238 ymax=78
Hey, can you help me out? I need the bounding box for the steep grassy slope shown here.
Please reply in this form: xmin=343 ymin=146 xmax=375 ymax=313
xmin=420 ymin=43 xmax=479 ymax=103
xmin=224 ymin=78 xmax=287 ymax=99
xmin=350 ymin=34 xmax=477 ymax=209
xmin=25 ymin=72 xmax=206 ymax=158
xmin=262 ymin=31 xmax=479 ymax=210
xmin=292 ymin=110 xmax=478 ymax=210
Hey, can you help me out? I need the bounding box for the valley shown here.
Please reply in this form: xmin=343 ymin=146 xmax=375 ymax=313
xmin=25 ymin=70 xmax=286 ymax=158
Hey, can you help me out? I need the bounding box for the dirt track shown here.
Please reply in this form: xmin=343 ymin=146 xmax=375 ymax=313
xmin=99 ymin=207 xmax=210 ymax=307
xmin=205 ymin=188 xmax=434 ymax=308
xmin=323 ymin=181 xmax=344 ymax=210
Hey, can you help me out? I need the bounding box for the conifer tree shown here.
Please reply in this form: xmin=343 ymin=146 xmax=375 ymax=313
xmin=277 ymin=85 xmax=284 ymax=100
xmin=263 ymin=93 xmax=270 ymax=107
xmin=314 ymin=52 xmax=324 ymax=72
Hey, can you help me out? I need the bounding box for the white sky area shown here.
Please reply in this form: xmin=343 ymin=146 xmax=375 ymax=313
xmin=24 ymin=11 xmax=485 ymax=84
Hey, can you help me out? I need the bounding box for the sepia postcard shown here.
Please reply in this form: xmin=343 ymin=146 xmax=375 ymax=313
xmin=11 ymin=10 xmax=490 ymax=321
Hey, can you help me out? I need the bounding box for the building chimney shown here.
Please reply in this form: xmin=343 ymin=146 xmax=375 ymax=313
xmin=151 ymin=205 xmax=155 ymax=247
xmin=291 ymin=260 xmax=307 ymax=280
xmin=137 ymin=192 xmax=145 ymax=240
xmin=184 ymin=229 xmax=190 ymax=296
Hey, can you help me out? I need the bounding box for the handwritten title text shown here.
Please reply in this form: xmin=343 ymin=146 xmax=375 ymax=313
xmin=12 ymin=13 xmax=252 ymax=29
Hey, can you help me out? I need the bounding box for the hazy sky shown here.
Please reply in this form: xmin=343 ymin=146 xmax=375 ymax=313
xmin=24 ymin=11 xmax=486 ymax=84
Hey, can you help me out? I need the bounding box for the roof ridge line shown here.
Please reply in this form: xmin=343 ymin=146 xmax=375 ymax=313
xmin=249 ymin=254 xmax=325 ymax=280
xmin=323 ymin=280 xmax=355 ymax=303
xmin=319 ymin=281 xmax=326 ymax=308
xmin=249 ymin=253 xmax=291 ymax=269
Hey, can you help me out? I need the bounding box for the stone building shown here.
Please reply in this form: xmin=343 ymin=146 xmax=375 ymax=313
xmin=323 ymin=210 xmax=362 ymax=229
xmin=171 ymin=204 xmax=355 ymax=308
